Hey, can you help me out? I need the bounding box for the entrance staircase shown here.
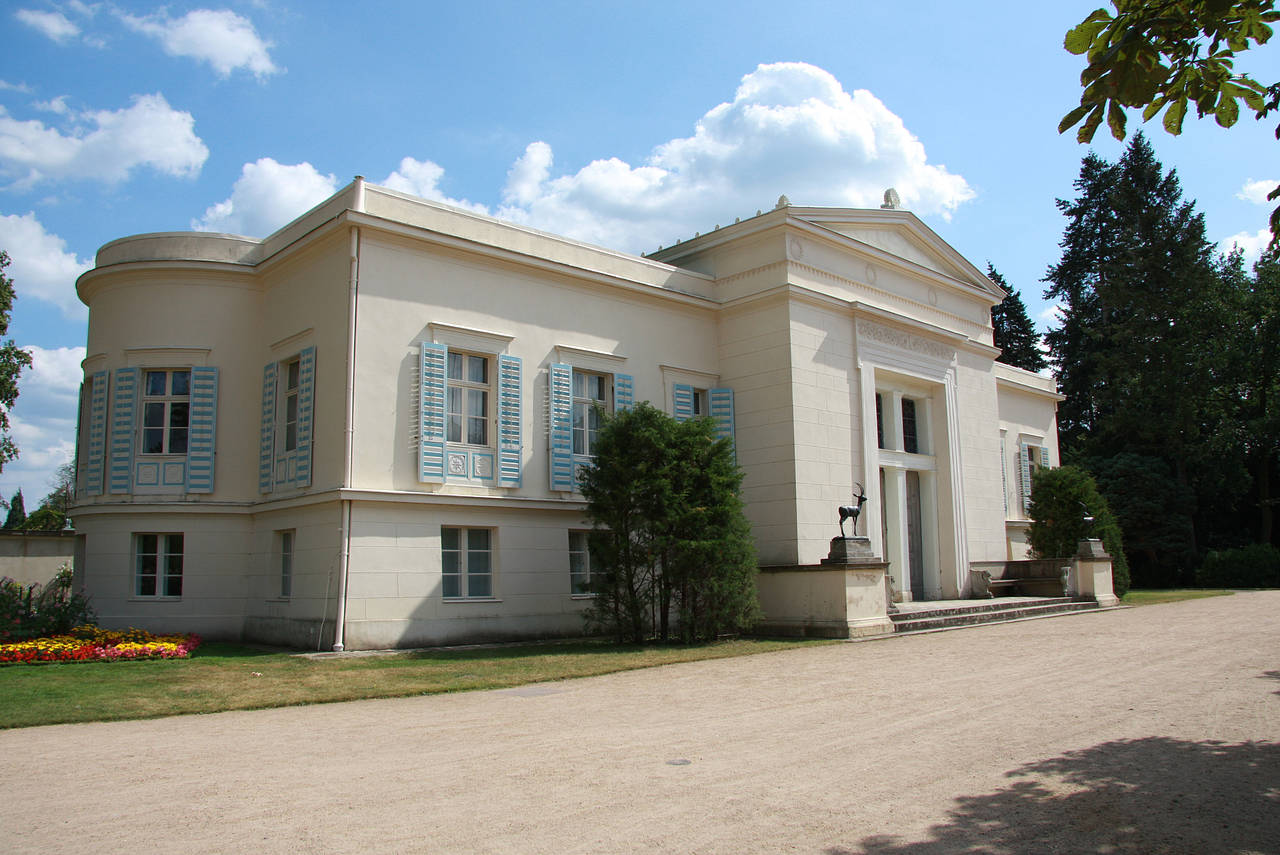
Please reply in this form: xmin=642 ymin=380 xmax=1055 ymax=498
xmin=887 ymin=596 xmax=1104 ymax=634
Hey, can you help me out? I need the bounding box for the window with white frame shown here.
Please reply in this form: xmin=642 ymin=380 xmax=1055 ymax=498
xmin=572 ymin=370 xmax=611 ymax=455
xmin=901 ymin=397 xmax=920 ymax=454
xmin=568 ymin=530 xmax=592 ymax=594
xmin=281 ymin=357 xmax=300 ymax=453
xmin=135 ymin=533 xmax=183 ymax=597
xmin=446 ymin=351 xmax=491 ymax=446
xmin=141 ymin=370 xmax=190 ymax=455
xmin=279 ymin=530 xmax=294 ymax=598
xmin=441 ymin=527 xmax=493 ymax=598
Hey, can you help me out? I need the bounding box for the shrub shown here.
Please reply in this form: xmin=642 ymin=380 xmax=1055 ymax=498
xmin=0 ymin=564 xmax=95 ymax=641
xmin=1195 ymin=544 xmax=1280 ymax=588
xmin=1027 ymin=465 xmax=1131 ymax=597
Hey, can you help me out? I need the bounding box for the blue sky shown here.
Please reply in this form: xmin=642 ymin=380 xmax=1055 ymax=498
xmin=1 ymin=0 xmax=1276 ymax=504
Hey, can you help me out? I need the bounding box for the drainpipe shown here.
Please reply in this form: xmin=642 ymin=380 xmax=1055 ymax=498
xmin=332 ymin=177 xmax=364 ymax=651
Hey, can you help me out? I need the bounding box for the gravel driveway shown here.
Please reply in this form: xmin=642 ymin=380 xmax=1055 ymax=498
xmin=4 ymin=591 xmax=1278 ymax=854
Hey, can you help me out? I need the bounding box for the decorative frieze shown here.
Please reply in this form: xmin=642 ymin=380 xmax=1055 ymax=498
xmin=856 ymin=319 xmax=955 ymax=362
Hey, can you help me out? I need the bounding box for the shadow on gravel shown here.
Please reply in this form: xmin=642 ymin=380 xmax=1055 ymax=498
xmin=1261 ymin=670 xmax=1280 ymax=695
xmin=831 ymin=737 xmax=1280 ymax=855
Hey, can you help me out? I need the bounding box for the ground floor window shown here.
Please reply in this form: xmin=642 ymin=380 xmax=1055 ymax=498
xmin=135 ymin=533 xmax=183 ymax=597
xmin=568 ymin=530 xmax=592 ymax=594
xmin=441 ymin=527 xmax=493 ymax=598
xmin=278 ymin=530 xmax=294 ymax=598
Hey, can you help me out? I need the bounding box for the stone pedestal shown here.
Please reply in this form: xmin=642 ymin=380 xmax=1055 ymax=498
xmin=755 ymin=538 xmax=894 ymax=639
xmin=1069 ymin=538 xmax=1120 ymax=608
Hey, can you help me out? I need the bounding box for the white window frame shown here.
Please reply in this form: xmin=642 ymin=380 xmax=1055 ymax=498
xmin=568 ymin=529 xmax=593 ymax=595
xmin=572 ymin=370 xmax=612 ymax=456
xmin=140 ymin=369 xmax=191 ymax=456
xmin=280 ymin=357 xmax=300 ymax=454
xmin=278 ymin=529 xmax=294 ymax=599
xmin=134 ymin=532 xmax=184 ymax=598
xmin=441 ymin=526 xmax=495 ymax=600
xmin=445 ymin=350 xmax=493 ymax=448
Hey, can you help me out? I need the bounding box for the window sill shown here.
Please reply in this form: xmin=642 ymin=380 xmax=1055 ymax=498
xmin=129 ymin=597 xmax=182 ymax=603
xmin=570 ymin=593 xmax=596 ymax=600
xmin=442 ymin=597 xmax=502 ymax=604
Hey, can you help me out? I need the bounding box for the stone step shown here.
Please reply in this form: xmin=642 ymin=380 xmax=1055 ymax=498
xmin=888 ymin=599 xmax=1100 ymax=634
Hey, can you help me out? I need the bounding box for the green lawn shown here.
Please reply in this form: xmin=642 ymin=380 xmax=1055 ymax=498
xmin=1121 ymin=589 xmax=1235 ymax=606
xmin=0 ymin=637 xmax=832 ymax=729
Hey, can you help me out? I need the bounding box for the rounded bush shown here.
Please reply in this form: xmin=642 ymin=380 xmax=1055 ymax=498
xmin=1195 ymin=544 xmax=1280 ymax=588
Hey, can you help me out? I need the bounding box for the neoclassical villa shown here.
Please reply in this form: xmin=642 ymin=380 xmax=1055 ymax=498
xmin=70 ymin=179 xmax=1062 ymax=649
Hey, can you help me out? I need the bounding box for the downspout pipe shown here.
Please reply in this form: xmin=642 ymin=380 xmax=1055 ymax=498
xmin=332 ymin=176 xmax=364 ymax=651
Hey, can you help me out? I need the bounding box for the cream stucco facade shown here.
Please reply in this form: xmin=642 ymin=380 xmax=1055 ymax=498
xmin=71 ymin=180 xmax=1062 ymax=649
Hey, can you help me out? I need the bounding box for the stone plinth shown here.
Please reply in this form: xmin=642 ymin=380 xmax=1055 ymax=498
xmin=756 ymin=542 xmax=893 ymax=639
xmin=1070 ymin=538 xmax=1120 ymax=607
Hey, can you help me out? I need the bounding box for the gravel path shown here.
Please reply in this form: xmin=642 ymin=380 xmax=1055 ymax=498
xmin=4 ymin=592 xmax=1278 ymax=854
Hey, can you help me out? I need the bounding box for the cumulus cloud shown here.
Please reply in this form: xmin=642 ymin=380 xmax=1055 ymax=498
xmin=193 ymin=158 xmax=337 ymax=236
xmin=380 ymin=157 xmax=489 ymax=213
xmin=119 ymin=8 xmax=279 ymax=78
xmin=0 ymin=345 xmax=85 ymax=502
xmin=480 ymin=62 xmax=975 ymax=252
xmin=0 ymin=81 xmax=33 ymax=94
xmin=15 ymin=9 xmax=80 ymax=43
xmin=0 ymin=93 xmax=207 ymax=187
xmin=1236 ymin=179 xmax=1277 ymax=205
xmin=1223 ymin=227 xmax=1272 ymax=264
xmin=0 ymin=213 xmax=91 ymax=318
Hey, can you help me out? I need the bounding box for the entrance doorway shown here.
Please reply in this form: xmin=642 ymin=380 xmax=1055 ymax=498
xmin=906 ymin=471 xmax=925 ymax=599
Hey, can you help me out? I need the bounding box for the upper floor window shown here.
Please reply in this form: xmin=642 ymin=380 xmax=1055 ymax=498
xmin=572 ymin=370 xmax=611 ymax=456
xmin=901 ymin=398 xmax=919 ymax=454
xmin=142 ymin=370 xmax=190 ymax=455
xmin=447 ymin=352 xmax=490 ymax=446
xmin=282 ymin=358 xmax=300 ymax=452
xmin=875 ymin=393 xmax=884 ymax=449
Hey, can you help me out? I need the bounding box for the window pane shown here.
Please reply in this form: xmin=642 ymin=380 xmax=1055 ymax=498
xmin=286 ymin=394 xmax=298 ymax=423
xmin=447 ymin=352 xmax=462 ymax=381
xmin=139 ymin=534 xmax=157 ymax=554
xmin=137 ymin=575 xmax=157 ymax=597
xmin=169 ymin=428 xmax=188 ymax=455
xmin=441 ymin=527 xmax=460 ymax=551
xmin=569 ymin=530 xmax=586 ymax=552
xmin=447 ymin=386 xmax=462 ymax=416
xmin=467 ymin=529 xmax=490 ymax=551
xmin=143 ymin=428 xmax=165 ymax=455
xmin=573 ymin=371 xmax=586 ymax=397
xmin=167 ymin=534 xmax=184 ymax=553
xmin=467 ymin=416 xmax=487 ymax=446
xmin=442 ymin=574 xmax=461 ymax=598
xmin=139 ymin=553 xmax=157 ymax=575
xmin=447 ymin=414 xmax=462 ymax=444
xmin=169 ymin=402 xmax=189 ymax=428
xmin=590 ymin=376 xmax=606 ymax=401
xmin=467 ymin=356 xmax=487 ymax=384
xmin=467 ymin=388 xmax=486 ymax=418
xmin=144 ymin=402 xmax=166 ymax=428
xmin=285 ymin=423 xmax=298 ymax=451
xmin=146 ymin=371 xmax=167 ymax=396
xmin=467 ymin=573 xmax=491 ymax=598
xmin=902 ymin=398 xmax=918 ymax=454
xmin=287 ymin=360 xmax=300 ymax=390
xmin=163 ymin=575 xmax=183 ymax=597
xmin=171 ymin=371 xmax=190 ymax=396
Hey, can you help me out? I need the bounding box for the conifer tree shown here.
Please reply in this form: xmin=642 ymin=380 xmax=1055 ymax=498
xmin=3 ymin=489 xmax=26 ymax=530
xmin=987 ymin=264 xmax=1047 ymax=373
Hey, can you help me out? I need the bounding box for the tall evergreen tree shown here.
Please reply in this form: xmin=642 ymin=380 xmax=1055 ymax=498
xmin=987 ymin=264 xmax=1047 ymax=373
xmin=1045 ymin=133 xmax=1236 ymax=574
xmin=3 ymin=489 xmax=26 ymax=530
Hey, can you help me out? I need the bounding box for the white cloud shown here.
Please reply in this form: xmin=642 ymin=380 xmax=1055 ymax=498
xmin=0 ymin=81 xmax=33 ymax=94
xmin=381 ymin=157 xmax=489 ymax=213
xmin=1237 ymin=179 xmax=1278 ymax=205
xmin=0 ymin=93 xmax=207 ymax=187
xmin=33 ymin=96 xmax=70 ymax=115
xmin=119 ymin=8 xmax=279 ymax=78
xmin=0 ymin=213 xmax=91 ymax=318
xmin=15 ymin=9 xmax=80 ymax=43
xmin=193 ymin=158 xmax=337 ymax=236
xmin=0 ymin=345 xmax=85 ymax=503
xmin=1036 ymin=301 xmax=1065 ymax=327
xmin=462 ymin=61 xmax=977 ymax=252
xmin=1223 ymin=227 xmax=1272 ymax=264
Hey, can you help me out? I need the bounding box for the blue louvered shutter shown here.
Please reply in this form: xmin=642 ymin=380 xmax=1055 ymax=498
xmin=85 ymin=371 xmax=108 ymax=495
xmin=259 ymin=362 xmax=277 ymax=493
xmin=497 ymin=354 xmax=522 ymax=487
xmin=1000 ymin=434 xmax=1008 ymax=516
xmin=1039 ymin=446 xmax=1050 ymax=469
xmin=109 ymin=367 xmax=139 ymax=494
xmin=1019 ymin=442 xmax=1033 ymax=513
xmin=673 ymin=384 xmax=695 ymax=422
xmin=186 ymin=367 xmax=218 ymax=493
xmin=614 ymin=373 xmax=634 ymax=411
xmin=419 ymin=342 xmax=447 ymax=483
xmin=549 ymin=363 xmax=573 ymax=491
xmin=709 ymin=387 xmax=735 ymax=456
xmin=293 ymin=347 xmax=316 ymax=488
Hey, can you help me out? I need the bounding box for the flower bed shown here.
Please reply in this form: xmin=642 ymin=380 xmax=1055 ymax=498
xmin=0 ymin=625 xmax=200 ymax=665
